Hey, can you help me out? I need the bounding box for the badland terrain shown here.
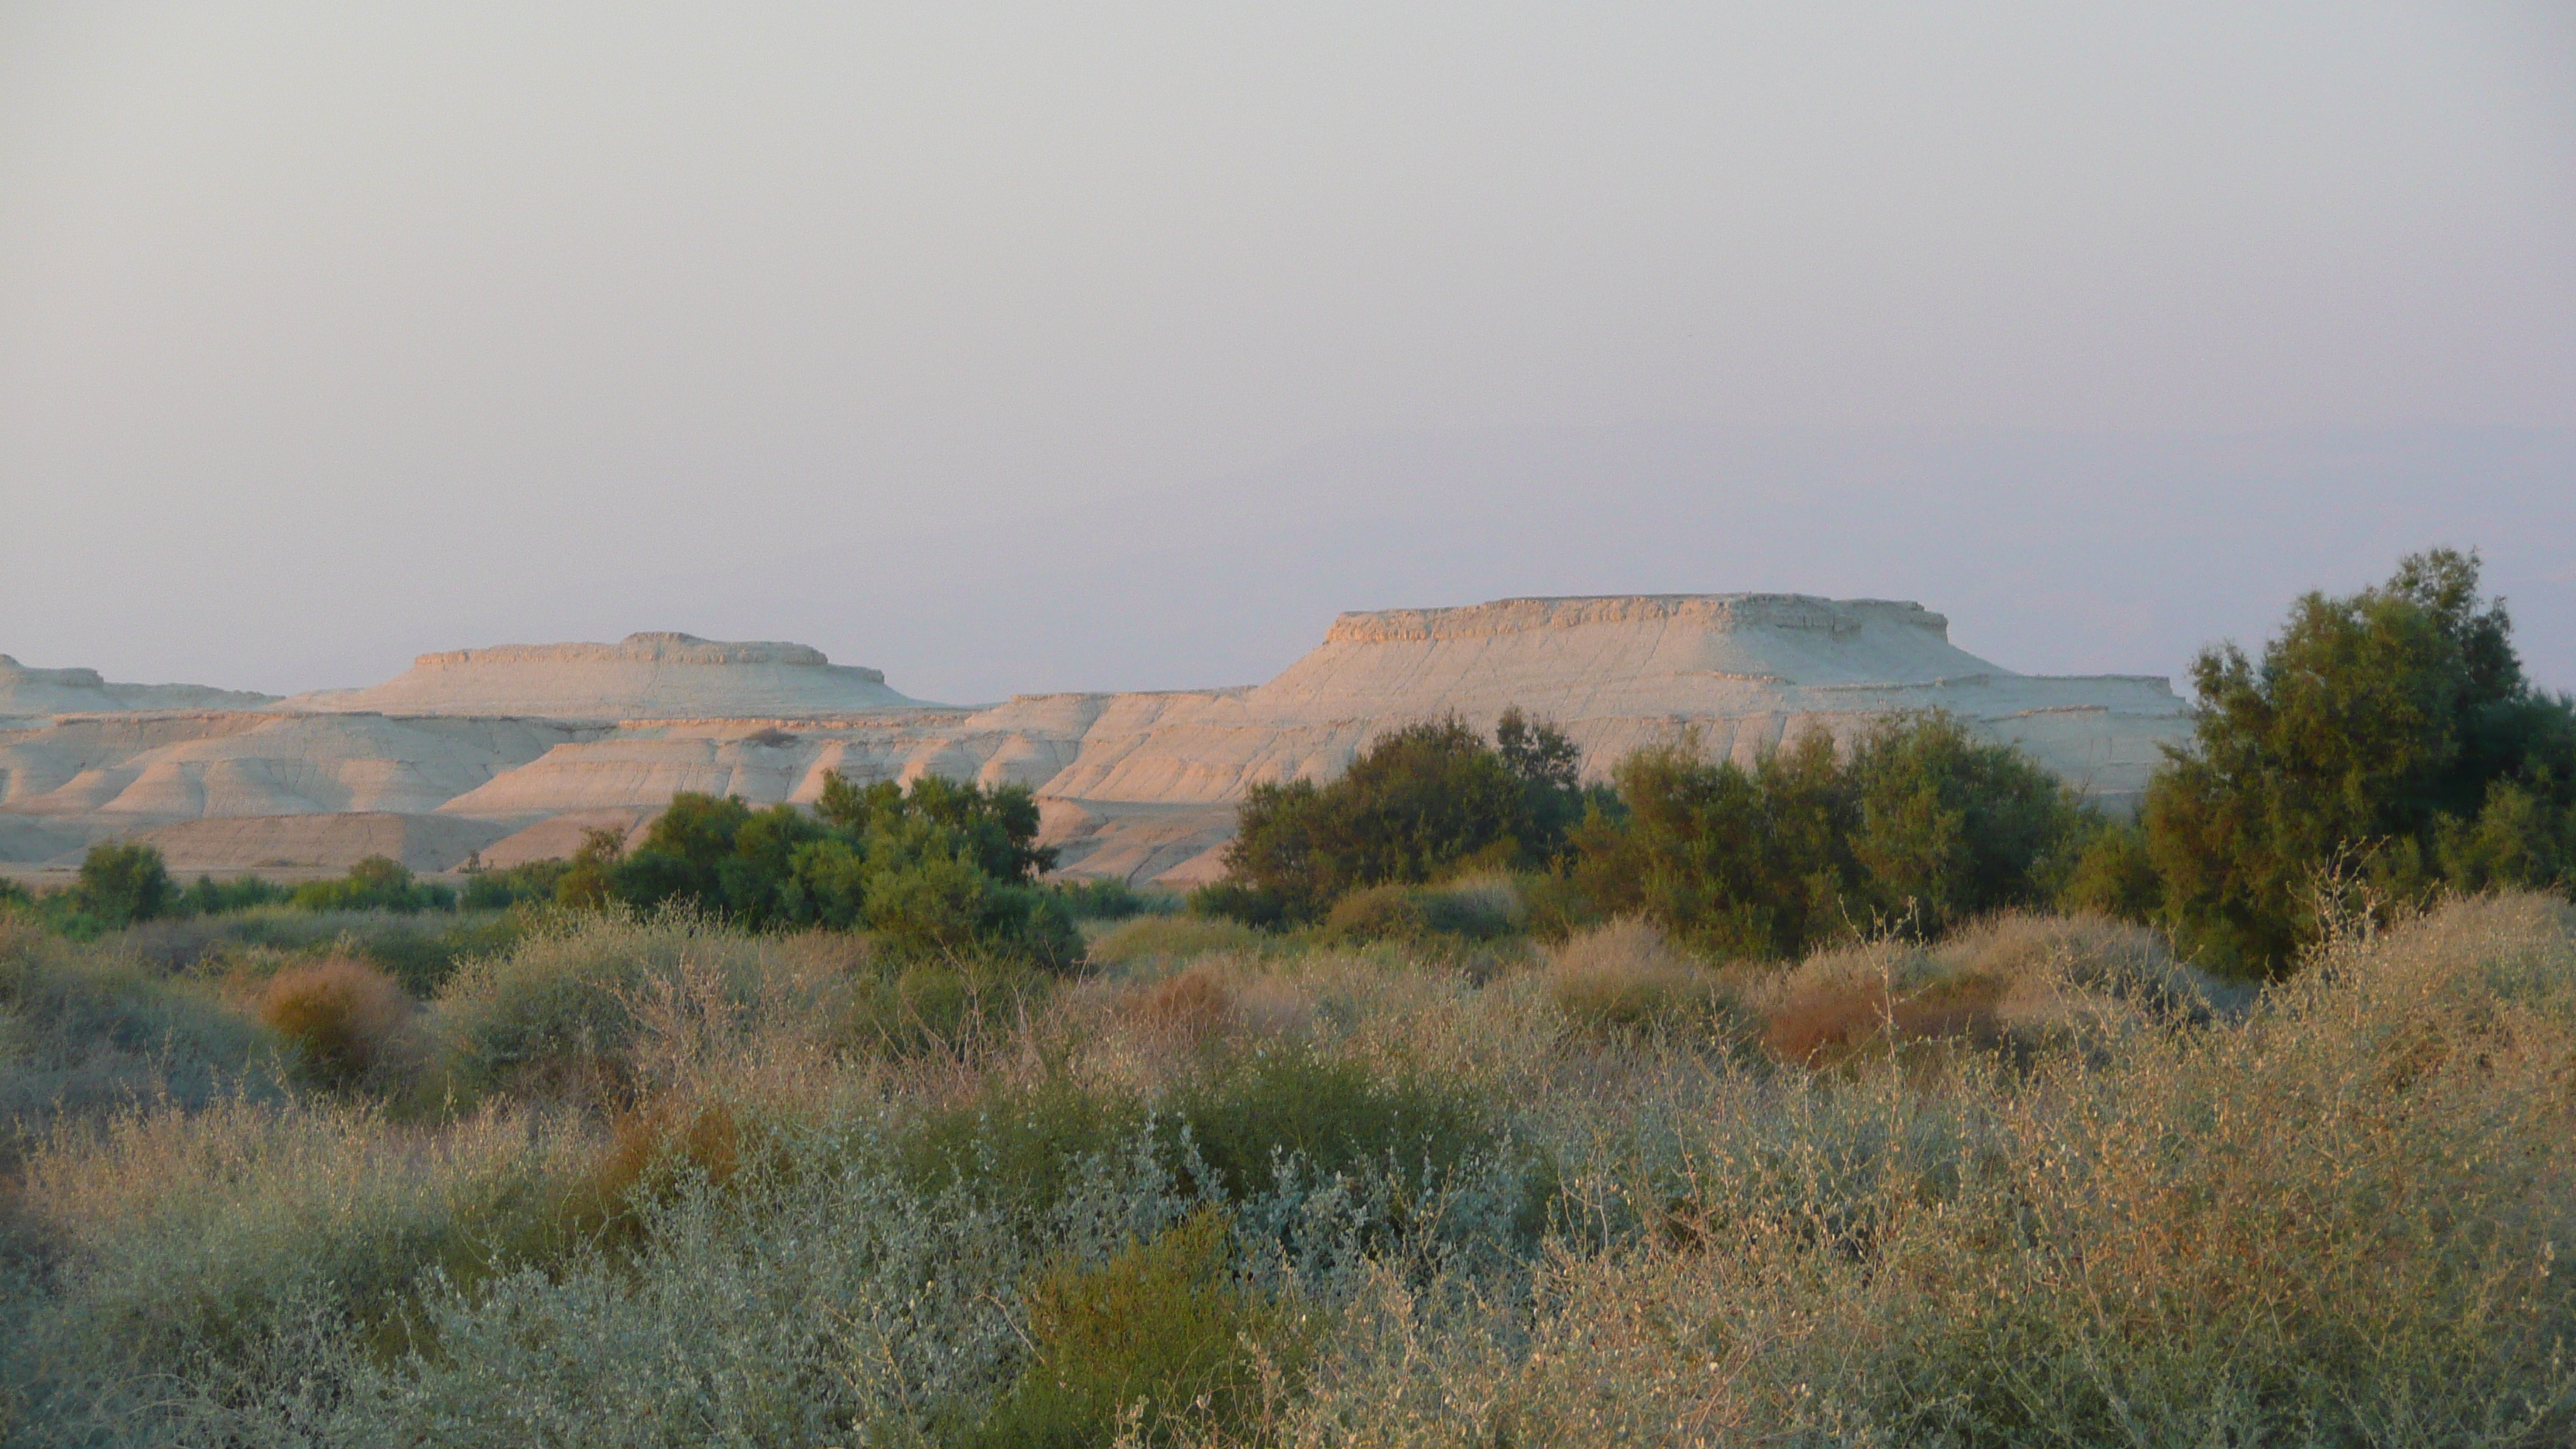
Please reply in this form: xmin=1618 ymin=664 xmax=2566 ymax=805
xmin=2 ymin=592 xmax=2187 ymax=888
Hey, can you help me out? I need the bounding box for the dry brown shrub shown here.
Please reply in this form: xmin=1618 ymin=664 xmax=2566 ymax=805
xmin=564 ymin=1097 xmax=793 ymax=1247
xmin=1750 ymin=914 xmax=2227 ymax=1067
xmin=1886 ymin=971 xmax=2009 ymax=1046
xmin=1129 ymin=964 xmax=1232 ymax=1043
xmin=1544 ymin=917 xmax=1731 ymax=1039
xmin=1760 ymin=975 xmax=2016 ymax=1065
xmin=1945 ymin=910 xmax=2230 ymax=1022
xmin=256 ymin=957 xmax=419 ymax=1090
xmin=1759 ymin=975 xmax=1893 ymax=1064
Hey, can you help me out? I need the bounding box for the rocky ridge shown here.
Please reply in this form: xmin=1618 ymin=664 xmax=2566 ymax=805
xmin=1 ymin=598 xmax=2192 ymax=885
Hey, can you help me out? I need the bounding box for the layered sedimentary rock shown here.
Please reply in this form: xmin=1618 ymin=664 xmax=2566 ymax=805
xmin=0 ymin=655 xmax=277 ymax=719
xmin=1026 ymin=596 xmax=2184 ymax=809
xmin=0 ymin=600 xmax=2192 ymax=885
xmin=132 ymin=814 xmax=516 ymax=875
xmin=0 ymin=713 xmax=595 ymax=818
xmin=280 ymin=633 xmax=933 ymax=718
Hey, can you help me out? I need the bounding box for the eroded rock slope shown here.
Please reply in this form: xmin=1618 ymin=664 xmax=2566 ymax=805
xmin=1 ymin=601 xmax=2191 ymax=884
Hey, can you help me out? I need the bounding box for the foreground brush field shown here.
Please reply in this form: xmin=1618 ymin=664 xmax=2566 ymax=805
xmin=4 ymin=886 xmax=2574 ymax=1447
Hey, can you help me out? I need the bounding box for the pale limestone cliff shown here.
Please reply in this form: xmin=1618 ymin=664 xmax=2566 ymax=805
xmin=0 ymin=655 xmax=278 ymax=718
xmin=1 ymin=714 xmax=594 ymax=819
xmin=279 ymin=632 xmax=937 ymax=719
xmin=0 ymin=598 xmax=2192 ymax=884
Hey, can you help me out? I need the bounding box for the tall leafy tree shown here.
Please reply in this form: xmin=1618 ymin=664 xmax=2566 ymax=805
xmin=1218 ymin=713 xmax=1586 ymax=923
xmin=71 ymin=842 xmax=173 ymax=928
xmin=2143 ymin=548 xmax=2576 ymax=974
xmin=1573 ymin=713 xmax=2084 ymax=959
xmin=560 ymin=773 xmax=1077 ymax=965
xmin=1570 ymin=730 xmax=1858 ymax=960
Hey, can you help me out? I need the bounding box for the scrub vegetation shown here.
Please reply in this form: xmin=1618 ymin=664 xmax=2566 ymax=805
xmin=7 ymin=886 xmax=2575 ymax=1447
xmin=1 ymin=548 xmax=2571 ymax=1445
xmin=1209 ymin=548 xmax=2576 ymax=979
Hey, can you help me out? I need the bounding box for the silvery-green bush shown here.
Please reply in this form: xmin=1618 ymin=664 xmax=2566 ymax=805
xmin=7 ymin=896 xmax=2576 ymax=1447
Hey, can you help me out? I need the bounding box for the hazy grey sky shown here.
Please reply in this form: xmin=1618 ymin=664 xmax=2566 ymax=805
xmin=4 ymin=4 xmax=2571 ymax=697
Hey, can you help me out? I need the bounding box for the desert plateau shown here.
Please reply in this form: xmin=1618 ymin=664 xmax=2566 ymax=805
xmin=2 ymin=594 xmax=2189 ymax=892
xmin=7 ymin=6 xmax=2572 ymax=1446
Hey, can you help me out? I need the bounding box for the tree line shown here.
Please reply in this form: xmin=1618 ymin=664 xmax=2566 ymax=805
xmin=12 ymin=547 xmax=2565 ymax=978
xmin=1205 ymin=549 xmax=2575 ymax=975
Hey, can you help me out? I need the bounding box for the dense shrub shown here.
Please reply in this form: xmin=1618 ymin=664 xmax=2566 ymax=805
xmin=6 ymin=898 xmax=2576 ymax=1443
xmin=560 ymin=1097 xmax=800 ymax=1253
xmin=173 ymin=873 xmax=292 ymax=916
xmin=92 ymin=906 xmax=526 ymax=996
xmin=339 ymin=910 xmax=529 ymax=998
xmin=894 ymin=1076 xmax=1148 ymax=1216
xmin=1184 ymin=879 xmax=1298 ymax=929
xmin=1044 ymin=875 xmax=1173 ymax=920
xmin=1088 ymin=914 xmax=1272 ymax=970
xmin=290 ymin=856 xmax=458 ymax=914
xmin=71 ymin=842 xmax=173 ymax=930
xmin=256 ymin=957 xmax=420 ymax=1091
xmin=1218 ymin=712 xmax=1591 ymax=923
xmin=1125 ymin=966 xmax=1235 ymax=1044
xmin=839 ymin=955 xmax=1049 ymax=1060
xmin=1159 ymin=1050 xmax=1494 ymax=1203
xmin=1573 ymin=712 xmax=2088 ymax=960
xmin=975 ymin=1208 xmax=1305 ymax=1448
xmin=12 ymin=855 xmax=469 ymax=940
xmin=568 ymin=774 xmax=1079 ymax=966
xmin=1543 ymin=916 xmax=1736 ymax=1040
xmin=428 ymin=909 xmax=781 ymax=1100
xmin=1321 ymin=875 xmax=1525 ymax=945
xmin=0 ymin=916 xmax=281 ymax=1136
xmin=457 ymin=858 xmax=570 ymax=909
xmin=2141 ymin=549 xmax=2576 ymax=973
xmin=2 ymin=1098 xmax=585 ymax=1430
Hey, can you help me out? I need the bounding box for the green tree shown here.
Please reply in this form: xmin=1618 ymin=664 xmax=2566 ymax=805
xmin=73 ymin=841 xmax=173 ymax=928
xmin=816 ymin=771 xmax=1056 ymax=882
xmin=1847 ymin=711 xmax=2088 ymax=930
xmin=289 ymin=855 xmax=455 ymax=913
xmin=1572 ymin=713 xmax=2090 ymax=960
xmin=555 ymin=827 xmax=629 ymax=909
xmin=1570 ymin=730 xmax=1858 ymax=959
xmin=2143 ymin=547 xmax=2576 ymax=974
xmin=1218 ymin=713 xmax=1584 ymax=923
xmin=2057 ymin=819 xmax=2163 ymax=921
xmin=459 ymin=858 xmax=570 ymax=909
xmin=560 ymin=776 xmax=1079 ymax=965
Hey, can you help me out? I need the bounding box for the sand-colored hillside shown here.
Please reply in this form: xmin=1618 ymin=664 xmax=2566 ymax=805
xmin=1030 ymin=595 xmax=2187 ymax=808
xmin=0 ymin=655 xmax=278 ymax=718
xmin=131 ymin=814 xmax=514 ymax=874
xmin=1 ymin=713 xmax=595 ymax=820
xmin=0 ymin=597 xmax=2193 ymax=882
xmin=279 ymin=633 xmax=940 ymax=719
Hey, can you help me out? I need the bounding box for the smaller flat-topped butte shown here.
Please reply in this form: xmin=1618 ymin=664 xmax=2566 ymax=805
xmin=277 ymin=632 xmax=935 ymax=719
xmin=0 ymin=599 xmax=2191 ymax=886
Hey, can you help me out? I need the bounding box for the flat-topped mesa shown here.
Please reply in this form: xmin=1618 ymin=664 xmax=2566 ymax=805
xmin=277 ymin=632 xmax=944 ymax=720
xmin=0 ymin=654 xmax=281 ymax=716
xmin=1028 ymin=594 xmax=2192 ymax=838
xmin=411 ymin=634 xmax=848 ymax=672
xmin=3 ymin=598 xmax=2197 ymax=883
xmin=1252 ymin=594 xmax=2011 ymax=720
xmin=1323 ymin=593 xmax=1952 ymax=647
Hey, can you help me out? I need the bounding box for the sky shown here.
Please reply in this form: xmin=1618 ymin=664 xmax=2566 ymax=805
xmin=3 ymin=2 xmax=2571 ymax=701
